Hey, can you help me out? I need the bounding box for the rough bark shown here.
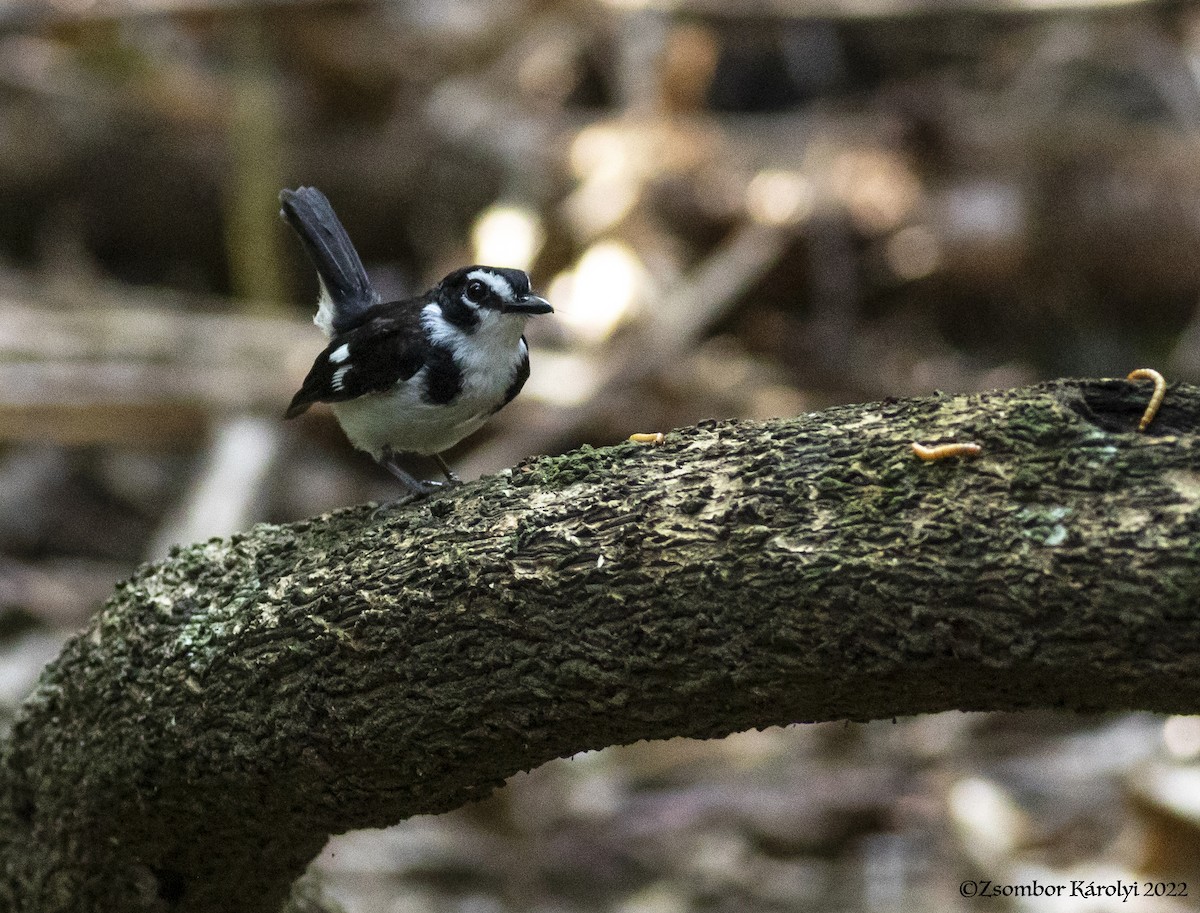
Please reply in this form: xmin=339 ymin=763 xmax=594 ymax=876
xmin=4 ymin=378 xmax=1200 ymax=913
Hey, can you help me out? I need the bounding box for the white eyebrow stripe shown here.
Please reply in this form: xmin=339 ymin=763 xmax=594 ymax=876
xmin=467 ymin=269 xmax=513 ymax=300
xmin=329 ymin=344 xmax=350 ymax=364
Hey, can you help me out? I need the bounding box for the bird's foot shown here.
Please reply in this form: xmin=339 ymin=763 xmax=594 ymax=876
xmin=378 ymin=452 xmax=442 ymax=495
xmin=376 ymin=450 xmax=466 ymax=498
xmin=431 ymin=453 xmax=462 ymax=485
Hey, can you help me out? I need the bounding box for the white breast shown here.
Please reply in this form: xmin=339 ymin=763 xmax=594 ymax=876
xmin=331 ymin=305 xmax=528 ymax=459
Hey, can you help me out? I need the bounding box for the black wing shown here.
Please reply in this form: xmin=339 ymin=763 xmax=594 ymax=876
xmin=280 ymin=187 xmax=379 ymax=332
xmin=285 ymin=304 xmax=426 ymax=418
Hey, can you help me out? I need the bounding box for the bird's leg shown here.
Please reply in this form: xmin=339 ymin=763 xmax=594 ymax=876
xmin=378 ymin=450 xmax=441 ymax=496
xmin=431 ymin=453 xmax=462 ymax=485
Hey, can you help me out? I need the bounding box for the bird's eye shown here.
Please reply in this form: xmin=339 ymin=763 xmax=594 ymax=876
xmin=465 ymin=280 xmax=486 ymax=304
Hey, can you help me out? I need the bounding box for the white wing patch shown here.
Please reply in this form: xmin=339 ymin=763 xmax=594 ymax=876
xmin=329 ymin=344 xmax=350 ymax=364
xmin=467 ymin=269 xmax=513 ymax=301
xmin=332 ymin=365 xmax=351 ymax=392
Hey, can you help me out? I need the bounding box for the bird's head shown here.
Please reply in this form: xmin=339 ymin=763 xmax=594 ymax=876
xmin=437 ymin=266 xmax=553 ymax=320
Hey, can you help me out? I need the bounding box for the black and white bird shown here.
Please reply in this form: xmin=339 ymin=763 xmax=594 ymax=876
xmin=280 ymin=186 xmax=552 ymax=492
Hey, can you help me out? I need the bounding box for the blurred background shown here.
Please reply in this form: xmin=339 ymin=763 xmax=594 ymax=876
xmin=3 ymin=0 xmax=1200 ymax=910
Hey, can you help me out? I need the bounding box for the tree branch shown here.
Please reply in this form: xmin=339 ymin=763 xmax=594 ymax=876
xmin=4 ymin=378 xmax=1200 ymax=912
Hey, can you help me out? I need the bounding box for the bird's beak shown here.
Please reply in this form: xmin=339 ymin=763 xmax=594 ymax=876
xmin=503 ymin=294 xmax=553 ymax=315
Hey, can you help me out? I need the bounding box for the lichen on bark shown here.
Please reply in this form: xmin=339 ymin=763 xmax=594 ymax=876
xmin=2 ymin=378 xmax=1200 ymax=913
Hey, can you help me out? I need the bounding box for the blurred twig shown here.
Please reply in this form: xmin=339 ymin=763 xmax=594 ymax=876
xmin=593 ymin=0 xmax=1164 ymax=16
xmin=147 ymin=415 xmax=283 ymax=560
xmin=0 ymin=281 xmax=315 ymax=445
xmin=223 ymin=12 xmax=287 ymax=312
xmin=0 ymin=558 xmax=126 ymax=628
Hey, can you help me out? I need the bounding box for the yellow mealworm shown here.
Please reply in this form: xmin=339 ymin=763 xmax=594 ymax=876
xmin=911 ymin=441 xmax=982 ymax=461
xmin=629 ymin=432 xmax=665 ymax=445
xmin=1126 ymin=368 xmax=1166 ymax=432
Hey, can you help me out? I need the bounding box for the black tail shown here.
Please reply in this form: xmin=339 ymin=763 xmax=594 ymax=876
xmin=279 ymin=187 xmax=379 ymax=334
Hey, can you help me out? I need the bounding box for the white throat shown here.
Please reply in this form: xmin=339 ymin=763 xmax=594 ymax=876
xmin=421 ymin=304 xmax=527 ymax=388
